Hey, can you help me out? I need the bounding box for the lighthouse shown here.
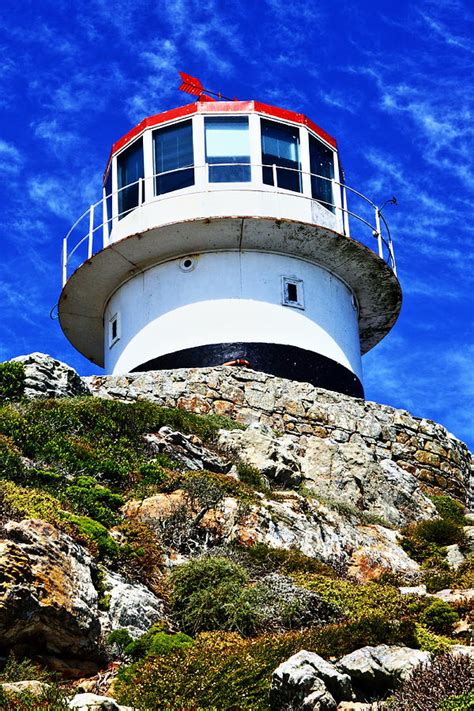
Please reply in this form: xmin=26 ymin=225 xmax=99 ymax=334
xmin=59 ymin=73 xmax=401 ymax=398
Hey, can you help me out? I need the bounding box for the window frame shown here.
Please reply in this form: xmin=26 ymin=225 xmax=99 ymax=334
xmin=116 ymin=137 xmax=144 ymax=220
xmin=260 ymin=117 xmax=302 ymax=194
xmin=281 ymin=277 xmax=305 ymax=310
xmin=152 ymin=118 xmax=195 ymax=196
xmin=108 ymin=313 xmax=120 ymax=348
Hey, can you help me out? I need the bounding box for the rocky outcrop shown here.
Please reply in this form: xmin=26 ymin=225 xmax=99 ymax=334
xmin=0 ymin=519 xmax=166 ymax=672
xmin=336 ymin=645 xmax=430 ymax=691
xmin=11 ymin=355 xmax=471 ymax=504
xmin=270 ymin=650 xmax=352 ymax=710
xmin=100 ymin=570 xmax=167 ymax=640
xmin=217 ymin=424 xmax=437 ymax=526
xmin=144 ymin=426 xmax=232 ymax=473
xmin=124 ymin=489 xmax=420 ymax=580
xmin=0 ymin=519 xmax=101 ymax=661
xmin=11 ymin=353 xmax=90 ymax=399
xmin=85 ymin=366 xmax=472 ymax=504
xmin=272 ymin=645 xmax=431 ymax=709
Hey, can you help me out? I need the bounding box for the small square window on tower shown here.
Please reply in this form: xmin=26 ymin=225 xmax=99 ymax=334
xmin=281 ymin=277 xmax=304 ymax=309
xmin=109 ymin=313 xmax=120 ymax=347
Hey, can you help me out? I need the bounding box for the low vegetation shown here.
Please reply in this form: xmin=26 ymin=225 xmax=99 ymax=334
xmin=0 ymin=391 xmax=471 ymax=709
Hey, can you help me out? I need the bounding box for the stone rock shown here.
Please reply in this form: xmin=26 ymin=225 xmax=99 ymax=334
xmin=218 ymin=426 xmax=437 ymax=526
xmin=1 ymin=680 xmax=51 ymax=696
xmin=433 ymin=588 xmax=474 ymax=604
xmin=450 ymin=645 xmax=474 ymax=660
xmin=101 ymin=570 xmax=166 ymax=639
xmin=336 ymin=645 xmax=430 ymax=691
xmin=217 ymin=423 xmax=303 ymax=488
xmin=464 ymin=526 xmax=474 ymax=554
xmin=0 ymin=519 xmax=101 ymax=661
xmin=270 ymin=650 xmax=351 ymax=710
xmin=68 ymin=693 xmax=132 ymax=710
xmin=399 ymin=585 xmax=428 ymax=596
xmin=144 ymin=426 xmax=232 ymax=473
xmin=126 ymin=490 xmax=419 ymax=580
xmin=86 ymin=365 xmax=472 ymax=505
xmin=336 ymin=704 xmax=380 ymax=710
xmin=11 ymin=353 xmax=90 ymax=399
xmin=446 ymin=544 xmax=465 ymax=569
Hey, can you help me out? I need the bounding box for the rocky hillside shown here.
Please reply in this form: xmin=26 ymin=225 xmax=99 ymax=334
xmin=0 ymin=353 xmax=472 ymax=710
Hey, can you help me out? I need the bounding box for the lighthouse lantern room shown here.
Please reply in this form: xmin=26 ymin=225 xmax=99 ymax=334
xmin=59 ymin=75 xmax=401 ymax=398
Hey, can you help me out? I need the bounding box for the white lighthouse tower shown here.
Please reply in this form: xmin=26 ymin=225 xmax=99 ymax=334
xmin=59 ymin=73 xmax=401 ymax=398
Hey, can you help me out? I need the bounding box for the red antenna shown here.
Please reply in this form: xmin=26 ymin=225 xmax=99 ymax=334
xmin=178 ymin=71 xmax=237 ymax=102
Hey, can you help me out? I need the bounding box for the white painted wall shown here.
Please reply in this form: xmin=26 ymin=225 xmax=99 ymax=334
xmin=104 ymin=251 xmax=362 ymax=380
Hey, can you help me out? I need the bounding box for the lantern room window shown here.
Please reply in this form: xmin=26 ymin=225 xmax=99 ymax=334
xmin=309 ymin=135 xmax=335 ymax=213
xmin=261 ymin=119 xmax=301 ymax=193
xmin=205 ymin=116 xmax=251 ymax=183
xmin=154 ymin=119 xmax=194 ymax=195
xmin=117 ymin=139 xmax=144 ymax=219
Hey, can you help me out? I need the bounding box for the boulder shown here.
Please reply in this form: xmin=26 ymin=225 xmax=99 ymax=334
xmin=0 ymin=519 xmax=101 ymax=661
xmin=270 ymin=650 xmax=351 ymax=710
xmin=11 ymin=353 xmax=90 ymax=399
xmin=144 ymin=426 xmax=232 ymax=473
xmin=433 ymin=589 xmax=474 ymax=604
xmin=445 ymin=544 xmax=465 ymax=569
xmin=336 ymin=645 xmax=430 ymax=692
xmin=217 ymin=423 xmax=303 ymax=488
xmin=101 ymin=570 xmax=167 ymax=639
xmin=68 ymin=693 xmax=132 ymax=710
xmin=1 ymin=680 xmax=51 ymax=696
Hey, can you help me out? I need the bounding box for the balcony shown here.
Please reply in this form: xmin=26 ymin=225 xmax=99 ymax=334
xmin=62 ymin=163 xmax=396 ymax=287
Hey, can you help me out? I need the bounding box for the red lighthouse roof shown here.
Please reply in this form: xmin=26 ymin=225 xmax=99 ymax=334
xmin=104 ymin=100 xmax=337 ymax=180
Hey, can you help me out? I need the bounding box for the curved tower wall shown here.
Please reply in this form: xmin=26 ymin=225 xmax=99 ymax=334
xmin=104 ymin=251 xmax=363 ymax=393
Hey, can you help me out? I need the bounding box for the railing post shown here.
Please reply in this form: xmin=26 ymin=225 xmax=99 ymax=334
xmin=374 ymin=208 xmax=383 ymax=259
xmin=138 ymin=177 xmax=143 ymax=207
xmin=62 ymin=238 xmax=68 ymax=287
xmin=389 ymin=237 xmax=397 ymax=276
xmin=102 ymin=188 xmax=109 ymax=248
xmin=272 ymin=163 xmax=278 ymax=189
xmin=88 ymin=204 xmax=94 ymax=259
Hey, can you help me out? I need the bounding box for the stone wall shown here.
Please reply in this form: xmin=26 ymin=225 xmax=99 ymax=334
xmin=85 ymin=366 xmax=473 ymax=506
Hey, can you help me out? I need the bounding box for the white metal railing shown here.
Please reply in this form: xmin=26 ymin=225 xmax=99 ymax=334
xmin=61 ymin=163 xmax=397 ymax=287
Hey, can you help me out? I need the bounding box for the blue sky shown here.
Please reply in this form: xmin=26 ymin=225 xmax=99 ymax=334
xmin=0 ymin=0 xmax=473 ymax=449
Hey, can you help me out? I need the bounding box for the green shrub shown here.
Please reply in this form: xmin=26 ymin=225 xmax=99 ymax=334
xmin=0 ymin=652 xmax=50 ymax=682
xmin=431 ymin=495 xmax=466 ymax=526
xmin=291 ymin=573 xmax=427 ymax=622
xmin=170 ymin=557 xmax=249 ymax=635
xmin=231 ymin=542 xmax=337 ymax=578
xmin=439 ymin=692 xmax=474 ymax=710
xmin=402 ymin=518 xmax=466 ymax=563
xmin=237 ymin=463 xmax=269 ymax=491
xmin=107 ymin=628 xmax=134 ymax=658
xmin=123 ymin=625 xmax=194 ymax=660
xmin=414 ymin=623 xmax=455 ymax=654
xmin=65 ymin=476 xmax=123 ymax=526
xmin=62 ymin=513 xmax=119 ymax=559
xmin=0 ymin=362 xmax=25 ymax=401
xmin=420 ymin=599 xmax=459 ymax=635
xmin=0 ymin=435 xmax=24 ymax=482
xmin=116 ymin=618 xmax=417 ymax=710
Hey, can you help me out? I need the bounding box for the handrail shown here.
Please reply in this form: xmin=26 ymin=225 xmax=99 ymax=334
xmin=61 ymin=162 xmax=397 ymax=286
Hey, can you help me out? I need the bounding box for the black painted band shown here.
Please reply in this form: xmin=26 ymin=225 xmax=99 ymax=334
xmin=132 ymin=342 xmax=364 ymax=398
